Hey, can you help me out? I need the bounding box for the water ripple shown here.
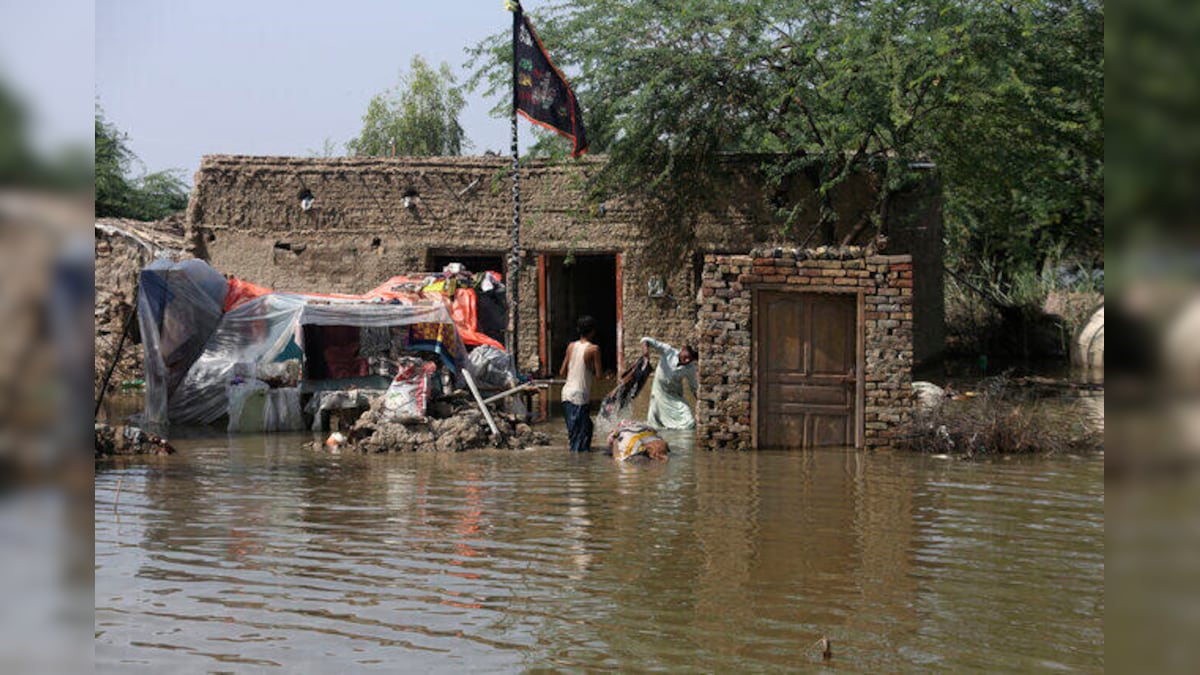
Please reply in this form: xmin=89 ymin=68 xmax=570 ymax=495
xmin=96 ymin=436 xmax=1103 ymax=671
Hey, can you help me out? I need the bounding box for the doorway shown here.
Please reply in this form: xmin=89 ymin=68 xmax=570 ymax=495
xmin=540 ymin=254 xmax=620 ymax=377
xmin=754 ymin=290 xmax=861 ymax=448
xmin=428 ymin=251 xmax=505 ymax=277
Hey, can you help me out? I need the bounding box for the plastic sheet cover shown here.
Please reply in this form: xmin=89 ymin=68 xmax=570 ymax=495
xmin=138 ymin=259 xmax=467 ymax=430
xmin=137 ymin=259 xmax=228 ymax=429
xmin=168 ymin=294 xmax=464 ymax=426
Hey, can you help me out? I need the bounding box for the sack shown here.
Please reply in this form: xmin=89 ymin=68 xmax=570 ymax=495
xmin=382 ymin=357 xmax=438 ymax=420
xmin=467 ymin=344 xmax=516 ymax=390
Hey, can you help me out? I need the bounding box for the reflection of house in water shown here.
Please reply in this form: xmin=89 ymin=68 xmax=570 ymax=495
xmin=689 ymin=451 xmax=919 ymax=665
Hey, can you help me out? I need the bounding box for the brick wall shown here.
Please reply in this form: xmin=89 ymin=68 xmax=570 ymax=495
xmin=696 ymin=247 xmax=915 ymax=450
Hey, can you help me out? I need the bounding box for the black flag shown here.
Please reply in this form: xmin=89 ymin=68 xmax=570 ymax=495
xmin=513 ymin=8 xmax=588 ymax=157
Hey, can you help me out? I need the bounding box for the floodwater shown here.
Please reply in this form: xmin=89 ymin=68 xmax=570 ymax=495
xmin=95 ymin=429 xmax=1103 ymax=672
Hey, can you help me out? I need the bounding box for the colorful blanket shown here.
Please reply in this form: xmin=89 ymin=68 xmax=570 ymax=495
xmin=607 ymin=420 xmax=670 ymax=461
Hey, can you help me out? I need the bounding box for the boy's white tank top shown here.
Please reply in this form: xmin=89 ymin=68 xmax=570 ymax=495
xmin=561 ymin=341 xmax=593 ymax=405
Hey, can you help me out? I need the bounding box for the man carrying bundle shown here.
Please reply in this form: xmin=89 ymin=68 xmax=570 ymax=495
xmin=640 ymin=336 xmax=699 ymax=430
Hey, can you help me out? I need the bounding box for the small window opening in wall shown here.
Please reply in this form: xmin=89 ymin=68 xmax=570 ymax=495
xmin=299 ymin=189 xmax=314 ymax=211
xmin=402 ymin=188 xmax=419 ymax=210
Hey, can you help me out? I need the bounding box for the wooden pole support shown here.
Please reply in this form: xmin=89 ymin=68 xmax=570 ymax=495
xmin=462 ymin=370 xmax=501 ymax=439
xmin=482 ymin=382 xmax=538 ymax=405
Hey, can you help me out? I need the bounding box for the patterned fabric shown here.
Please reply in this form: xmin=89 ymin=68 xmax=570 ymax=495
xmin=607 ymin=420 xmax=670 ymax=461
xmin=598 ymin=355 xmax=653 ymax=424
xmin=514 ymin=8 xmax=588 ymax=157
xmin=408 ymin=322 xmax=467 ymax=371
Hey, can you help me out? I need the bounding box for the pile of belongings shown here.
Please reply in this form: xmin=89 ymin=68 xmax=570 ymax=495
xmin=136 ymin=258 xmax=512 ymax=432
xmin=607 ymin=420 xmax=670 ymax=461
xmin=418 ymin=264 xmax=507 ymax=346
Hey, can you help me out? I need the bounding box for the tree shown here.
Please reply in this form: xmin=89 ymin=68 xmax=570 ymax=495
xmin=95 ymin=108 xmax=189 ymax=220
xmin=347 ymin=55 xmax=468 ymax=157
xmin=0 ymin=85 xmax=37 ymax=184
xmin=466 ymin=0 xmax=1102 ymax=278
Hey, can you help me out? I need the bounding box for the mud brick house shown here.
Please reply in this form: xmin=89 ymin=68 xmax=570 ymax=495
xmin=185 ymin=154 xmax=941 ymax=445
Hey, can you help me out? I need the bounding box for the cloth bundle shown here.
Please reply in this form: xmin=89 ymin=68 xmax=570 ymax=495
xmin=598 ymin=355 xmax=653 ymax=424
xmin=607 ymin=420 xmax=670 ymax=461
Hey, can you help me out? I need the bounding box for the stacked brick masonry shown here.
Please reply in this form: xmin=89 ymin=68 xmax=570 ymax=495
xmin=696 ymin=249 xmax=914 ymax=450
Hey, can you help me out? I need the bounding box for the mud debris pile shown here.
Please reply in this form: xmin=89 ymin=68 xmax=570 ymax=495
xmin=95 ymin=423 xmax=176 ymax=457
xmin=329 ymin=392 xmax=549 ymax=453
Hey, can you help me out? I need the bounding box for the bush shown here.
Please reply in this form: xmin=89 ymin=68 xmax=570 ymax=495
xmin=899 ymin=374 xmax=1102 ymax=455
xmin=944 ymin=255 xmax=1103 ymax=359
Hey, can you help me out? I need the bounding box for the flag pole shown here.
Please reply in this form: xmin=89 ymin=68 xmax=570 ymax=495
xmin=506 ymin=1 xmax=522 ymax=367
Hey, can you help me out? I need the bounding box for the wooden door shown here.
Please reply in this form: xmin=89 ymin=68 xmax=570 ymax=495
xmin=756 ymin=291 xmax=858 ymax=448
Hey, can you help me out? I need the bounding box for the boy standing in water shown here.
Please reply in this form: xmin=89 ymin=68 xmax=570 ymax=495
xmin=559 ymin=315 xmax=603 ymax=452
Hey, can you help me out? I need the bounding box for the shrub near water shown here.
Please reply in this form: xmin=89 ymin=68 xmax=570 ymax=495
xmin=944 ymin=255 xmax=1103 ymax=359
xmin=900 ymin=375 xmax=1101 ymax=456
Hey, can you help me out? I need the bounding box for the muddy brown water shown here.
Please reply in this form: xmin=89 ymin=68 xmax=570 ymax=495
xmin=95 ymin=428 xmax=1103 ymax=672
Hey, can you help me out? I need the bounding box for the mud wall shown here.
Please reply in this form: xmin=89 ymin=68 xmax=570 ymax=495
xmin=187 ymin=155 xmax=942 ymax=374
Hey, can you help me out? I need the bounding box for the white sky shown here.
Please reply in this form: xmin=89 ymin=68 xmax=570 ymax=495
xmin=93 ymin=0 xmax=555 ymax=176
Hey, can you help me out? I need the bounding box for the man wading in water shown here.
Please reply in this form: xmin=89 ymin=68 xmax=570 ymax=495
xmin=640 ymin=336 xmax=699 ymax=430
xmin=559 ymin=315 xmax=603 ymax=452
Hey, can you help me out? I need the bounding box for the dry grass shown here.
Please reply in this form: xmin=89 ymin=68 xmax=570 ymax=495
xmin=899 ymin=375 xmax=1102 ymax=456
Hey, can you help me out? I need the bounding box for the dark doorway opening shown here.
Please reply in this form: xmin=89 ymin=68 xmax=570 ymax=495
xmin=429 ymin=251 xmax=505 ymax=277
xmin=543 ymin=254 xmax=619 ymax=377
xmin=302 ymin=325 xmax=368 ymax=380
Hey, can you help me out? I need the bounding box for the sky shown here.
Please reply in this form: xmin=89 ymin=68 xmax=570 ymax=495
xmin=96 ymin=0 xmax=554 ymax=177
xmin=0 ymin=0 xmax=94 ymax=156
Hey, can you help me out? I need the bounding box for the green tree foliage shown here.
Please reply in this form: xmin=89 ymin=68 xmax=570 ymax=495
xmin=0 ymin=85 xmax=38 ymax=183
xmin=347 ymin=55 xmax=468 ymax=157
xmin=466 ymin=0 xmax=1102 ymax=277
xmin=95 ymin=109 xmax=189 ymax=220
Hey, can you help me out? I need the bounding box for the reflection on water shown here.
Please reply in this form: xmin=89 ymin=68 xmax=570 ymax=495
xmin=96 ymin=429 xmax=1103 ymax=671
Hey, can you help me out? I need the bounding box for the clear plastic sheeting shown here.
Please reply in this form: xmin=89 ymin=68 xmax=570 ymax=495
xmin=264 ymin=388 xmax=304 ymax=432
xmin=467 ymin=344 xmax=517 ymax=390
xmin=226 ymin=379 xmax=269 ymax=433
xmin=137 ymin=259 xmax=469 ymax=431
xmin=137 ymin=259 xmax=228 ymax=430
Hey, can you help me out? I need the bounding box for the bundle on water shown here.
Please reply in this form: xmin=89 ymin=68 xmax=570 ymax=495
xmin=607 ymin=420 xmax=669 ymax=462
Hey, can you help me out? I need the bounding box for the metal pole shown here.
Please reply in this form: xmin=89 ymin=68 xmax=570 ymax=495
xmin=507 ymin=5 xmax=521 ymax=367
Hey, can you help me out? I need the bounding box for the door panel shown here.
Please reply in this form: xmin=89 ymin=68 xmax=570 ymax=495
xmin=757 ymin=291 xmax=858 ymax=448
